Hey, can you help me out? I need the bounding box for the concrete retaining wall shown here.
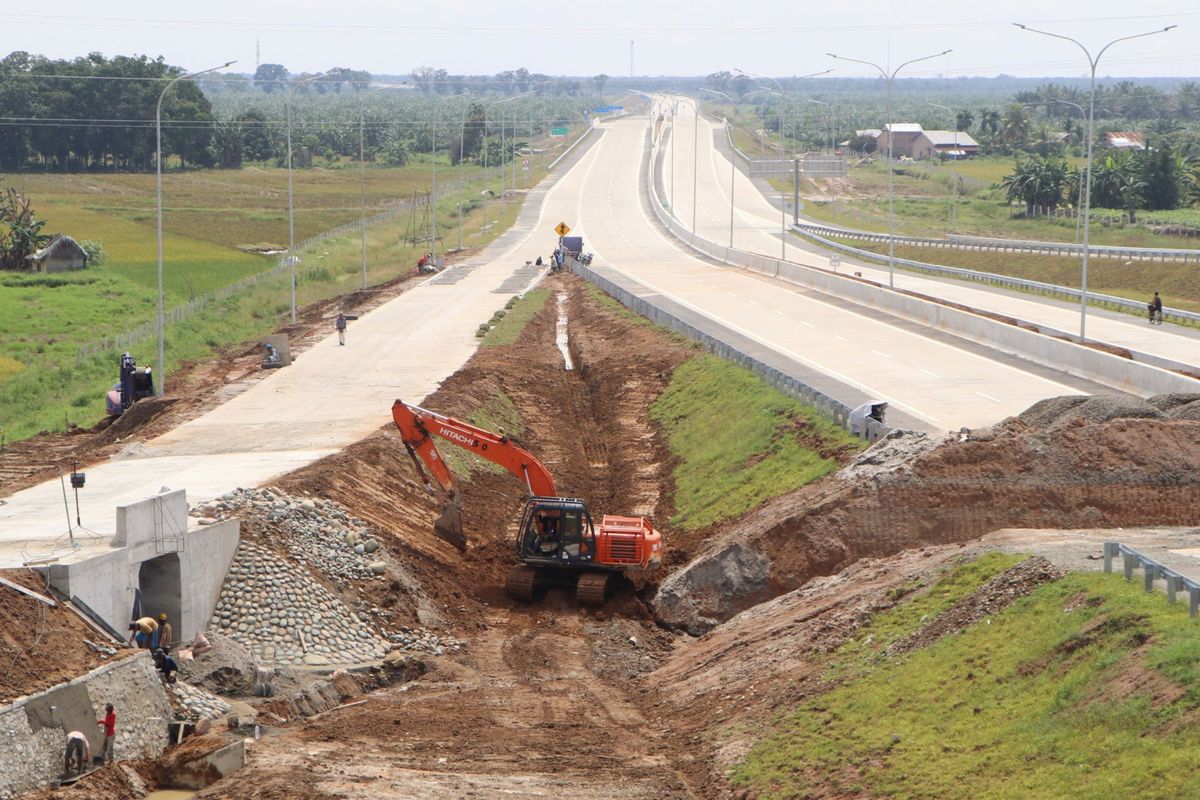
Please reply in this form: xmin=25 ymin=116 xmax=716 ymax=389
xmin=44 ymin=491 xmax=240 ymax=644
xmin=0 ymin=652 xmax=171 ymax=798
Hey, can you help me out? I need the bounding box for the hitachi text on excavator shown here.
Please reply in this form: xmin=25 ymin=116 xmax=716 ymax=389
xmin=392 ymin=400 xmax=663 ymax=605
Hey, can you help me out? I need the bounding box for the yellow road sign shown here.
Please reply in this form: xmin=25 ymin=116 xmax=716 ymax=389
xmin=554 ymin=221 xmax=571 ymax=237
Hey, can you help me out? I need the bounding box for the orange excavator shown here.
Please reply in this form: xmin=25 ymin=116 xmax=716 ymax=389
xmin=391 ymin=399 xmax=663 ymax=605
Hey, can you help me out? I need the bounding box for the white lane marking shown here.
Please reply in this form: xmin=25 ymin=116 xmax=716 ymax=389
xmin=920 ymin=368 xmax=942 ymax=378
xmin=746 ymin=299 xmax=760 ymax=306
xmin=773 ymin=309 xmax=786 ymax=316
xmin=833 ymin=334 xmax=849 ymax=342
xmin=800 ymin=320 xmax=816 ymax=328
xmin=872 ymin=350 xmax=892 ymax=359
xmin=976 ymin=391 xmax=1003 ymax=403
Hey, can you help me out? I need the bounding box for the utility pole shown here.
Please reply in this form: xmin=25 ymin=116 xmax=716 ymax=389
xmin=630 ymin=40 xmax=635 ymax=78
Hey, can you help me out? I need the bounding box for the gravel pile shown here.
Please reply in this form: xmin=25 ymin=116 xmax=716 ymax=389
xmin=1147 ymin=393 xmax=1200 ymax=413
xmin=1167 ymin=399 xmax=1200 ymax=421
xmin=1017 ymin=395 xmax=1164 ymax=431
xmin=177 ymin=632 xmax=259 ymax=695
xmin=192 ymin=487 xmax=386 ymax=587
xmin=208 ymin=540 xmax=389 ymax=666
xmin=838 ymin=429 xmax=945 ymax=487
xmin=170 ymin=680 xmax=232 ymax=721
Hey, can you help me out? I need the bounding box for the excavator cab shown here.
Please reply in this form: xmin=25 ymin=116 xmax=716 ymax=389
xmin=517 ymin=497 xmax=596 ymax=567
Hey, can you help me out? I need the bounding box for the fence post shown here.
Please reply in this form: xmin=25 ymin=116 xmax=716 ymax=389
xmin=1123 ymin=553 xmax=1135 ymax=581
xmin=1103 ymin=542 xmax=1118 ymax=573
xmin=1190 ymin=587 xmax=1200 ymax=617
xmin=1144 ymin=562 xmax=1157 ymax=593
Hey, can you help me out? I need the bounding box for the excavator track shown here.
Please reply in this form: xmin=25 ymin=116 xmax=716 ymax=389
xmin=575 ymin=572 xmax=612 ymax=607
xmin=505 ymin=566 xmax=542 ymax=602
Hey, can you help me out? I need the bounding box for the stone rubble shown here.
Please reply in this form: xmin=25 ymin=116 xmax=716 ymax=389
xmin=170 ymin=680 xmax=232 ymax=721
xmin=206 ymin=540 xmax=389 ymax=666
xmin=191 ymin=486 xmax=384 ymax=587
xmin=194 ymin=486 xmax=462 ymax=667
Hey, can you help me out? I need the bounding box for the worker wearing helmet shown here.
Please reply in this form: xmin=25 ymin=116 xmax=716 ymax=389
xmin=153 ymin=613 xmax=173 ymax=651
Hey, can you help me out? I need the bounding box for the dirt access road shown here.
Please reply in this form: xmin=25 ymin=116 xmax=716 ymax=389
xmin=214 ymin=608 xmax=693 ymax=800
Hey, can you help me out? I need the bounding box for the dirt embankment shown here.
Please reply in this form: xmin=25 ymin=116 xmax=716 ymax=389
xmin=654 ymin=396 xmax=1200 ymax=634
xmin=647 ymin=549 xmax=1062 ymax=797
xmin=0 ymin=570 xmax=123 ymax=703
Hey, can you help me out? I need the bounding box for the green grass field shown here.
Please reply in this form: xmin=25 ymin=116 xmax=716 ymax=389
xmin=0 ymin=141 xmax=566 ymax=444
xmin=650 ymin=354 xmax=862 ymax=529
xmin=732 ymin=555 xmax=1200 ymax=799
xmin=831 ymin=237 xmax=1200 ymax=313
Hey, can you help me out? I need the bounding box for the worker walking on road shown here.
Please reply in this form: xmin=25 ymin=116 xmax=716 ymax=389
xmin=1149 ymin=291 xmax=1164 ymax=325
xmin=64 ymin=730 xmax=91 ymax=776
xmin=96 ymin=704 xmax=116 ymax=764
xmin=336 ymin=312 xmax=347 ymax=345
xmin=127 ymin=616 xmax=158 ymax=649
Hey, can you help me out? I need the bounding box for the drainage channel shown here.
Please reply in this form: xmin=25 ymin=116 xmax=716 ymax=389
xmin=556 ymin=291 xmax=574 ymax=371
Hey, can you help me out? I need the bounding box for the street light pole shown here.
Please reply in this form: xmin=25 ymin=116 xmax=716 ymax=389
xmin=485 ymin=92 xmax=533 ymax=208
xmin=285 ymin=71 xmax=328 ymax=324
xmin=1015 ymin=22 xmax=1175 ymax=340
xmin=155 ymin=59 xmax=234 ymax=396
xmin=828 ymin=50 xmax=951 ymax=289
xmin=928 ymin=102 xmax=958 ymax=229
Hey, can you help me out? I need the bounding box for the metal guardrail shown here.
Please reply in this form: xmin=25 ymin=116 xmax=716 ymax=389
xmin=791 ymin=220 xmax=1200 ymax=264
xmin=1104 ymin=542 xmax=1200 ymax=615
xmin=789 ymin=223 xmax=1200 ymax=328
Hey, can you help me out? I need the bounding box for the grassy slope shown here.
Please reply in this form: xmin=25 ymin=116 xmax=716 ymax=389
xmin=733 ymin=554 xmax=1200 ymax=800
xmin=650 ymin=354 xmax=862 ymax=529
xmin=480 ymin=289 xmax=550 ymax=346
xmin=831 ymin=237 xmax=1200 ymax=313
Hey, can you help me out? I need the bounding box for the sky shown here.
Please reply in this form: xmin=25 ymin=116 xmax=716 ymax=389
xmin=4 ymin=1 xmax=1199 ymax=80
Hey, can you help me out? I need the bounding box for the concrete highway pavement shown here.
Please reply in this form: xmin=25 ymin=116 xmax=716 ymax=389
xmin=574 ymin=113 xmax=1082 ymax=431
xmin=667 ymin=97 xmax=1200 ymax=372
xmin=0 ymin=143 xmax=589 ymax=567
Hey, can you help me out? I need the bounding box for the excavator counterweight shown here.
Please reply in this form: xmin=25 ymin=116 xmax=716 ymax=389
xmin=391 ymin=399 xmax=663 ymax=603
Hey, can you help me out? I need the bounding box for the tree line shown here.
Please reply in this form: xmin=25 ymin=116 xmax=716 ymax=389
xmin=0 ymin=52 xmax=602 ymax=173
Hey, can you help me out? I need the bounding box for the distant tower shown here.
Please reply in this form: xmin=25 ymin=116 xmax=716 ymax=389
xmin=630 ymin=40 xmax=635 ymax=78
xmin=255 ymin=39 xmax=260 ymax=71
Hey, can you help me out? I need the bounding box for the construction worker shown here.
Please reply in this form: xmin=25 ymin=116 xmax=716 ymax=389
xmin=64 ymin=730 xmax=91 ymax=777
xmin=127 ymin=616 xmax=158 ymax=649
xmin=154 ymin=613 xmax=172 ymax=650
xmin=154 ymin=648 xmax=179 ymax=684
xmin=96 ymin=704 xmax=116 ymax=764
xmin=336 ymin=312 xmax=347 ymax=346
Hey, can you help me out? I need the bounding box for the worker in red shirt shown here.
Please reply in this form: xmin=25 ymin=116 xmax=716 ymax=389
xmin=96 ymin=703 xmax=116 ymax=764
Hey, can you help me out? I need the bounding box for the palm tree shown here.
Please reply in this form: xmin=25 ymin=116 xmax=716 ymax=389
xmin=1000 ymin=155 xmax=1069 ymax=216
xmin=1000 ymin=104 xmax=1032 ymax=150
xmin=978 ymin=109 xmax=1001 ymax=140
xmin=955 ymin=110 xmax=974 ymax=132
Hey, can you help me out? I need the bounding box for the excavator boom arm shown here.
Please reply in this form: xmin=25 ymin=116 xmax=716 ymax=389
xmin=391 ymin=400 xmax=558 ymax=497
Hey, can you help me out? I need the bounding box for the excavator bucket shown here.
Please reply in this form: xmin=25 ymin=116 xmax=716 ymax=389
xmin=433 ymin=499 xmax=467 ymax=552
